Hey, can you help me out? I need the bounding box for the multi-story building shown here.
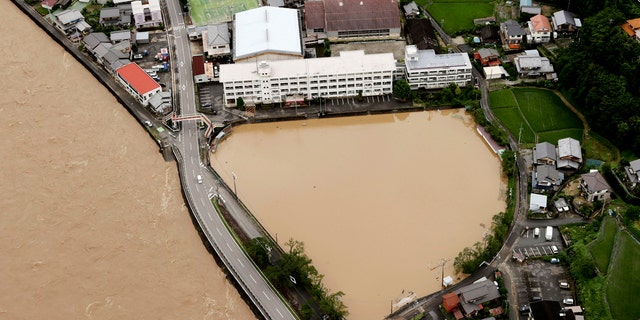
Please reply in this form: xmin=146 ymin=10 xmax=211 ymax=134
xmin=403 ymin=45 xmax=472 ymax=90
xmin=131 ymin=0 xmax=162 ymax=29
xmin=115 ymin=63 xmax=162 ymax=106
xmin=219 ymin=50 xmax=395 ymax=107
xmin=528 ymin=14 xmax=552 ymax=43
xmin=500 ymin=20 xmax=526 ymax=50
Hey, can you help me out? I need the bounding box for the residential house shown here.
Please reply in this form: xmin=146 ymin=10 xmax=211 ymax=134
xmin=556 ymin=137 xmax=582 ymax=170
xmin=99 ymin=5 xmax=132 ymax=27
xmin=623 ymin=159 xmax=640 ymax=189
xmin=220 ymin=50 xmax=395 ymax=106
xmin=404 ymin=45 xmax=472 ymax=90
xmin=520 ymin=0 xmax=541 ymax=14
xmin=621 ymin=18 xmax=640 ymax=42
xmin=580 ymin=171 xmax=611 ymax=202
xmin=192 ymin=55 xmax=215 ymax=83
xmin=233 ymin=6 xmax=303 ymax=63
xmin=203 ymin=23 xmax=231 ymax=57
xmin=475 ymin=48 xmax=500 ymax=66
xmin=405 ymin=19 xmax=439 ymax=51
xmin=457 ymin=279 xmax=501 ymax=317
xmin=403 ymin=1 xmax=420 ymax=19
xmin=533 ymin=164 xmax=563 ymax=190
xmin=483 ymin=66 xmax=509 ymax=80
xmin=529 ymin=193 xmax=547 ymax=212
xmin=82 ymin=32 xmax=110 ymax=53
xmin=41 ymin=0 xmax=58 ymax=10
xmin=442 ymin=292 xmax=463 ymax=319
xmin=501 ymin=20 xmax=526 ymax=50
xmin=304 ymin=0 xmax=402 ymax=41
xmin=53 ymin=9 xmax=84 ymax=35
xmin=148 ymin=91 xmax=172 ymax=114
xmin=131 ymin=0 xmax=163 ymax=29
xmin=110 ymin=30 xmax=131 ymax=44
xmin=513 ymin=50 xmax=554 ymax=78
xmin=102 ymin=40 xmax=131 ymax=73
xmin=528 ymin=14 xmax=552 ymax=43
xmin=533 ymin=141 xmax=557 ymax=165
xmin=135 ymin=31 xmax=150 ymax=44
xmin=115 ymin=63 xmax=162 ymax=106
xmin=552 ymin=10 xmax=581 ymax=35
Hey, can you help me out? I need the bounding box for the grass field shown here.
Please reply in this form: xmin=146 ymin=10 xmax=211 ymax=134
xmin=589 ymin=216 xmax=618 ymax=273
xmin=606 ymin=232 xmax=640 ymax=320
xmin=188 ymin=0 xmax=259 ymax=25
xmin=417 ymin=0 xmax=494 ymax=34
xmin=489 ymin=88 xmax=584 ymax=145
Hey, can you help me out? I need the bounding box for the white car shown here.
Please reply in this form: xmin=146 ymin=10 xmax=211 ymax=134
xmin=144 ymin=120 xmax=153 ymax=127
xmin=563 ymin=298 xmax=574 ymax=305
xmin=197 ymin=175 xmax=203 ymax=184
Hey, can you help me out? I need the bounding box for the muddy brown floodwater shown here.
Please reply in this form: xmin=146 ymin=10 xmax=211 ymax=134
xmin=0 ymin=3 xmax=255 ymax=320
xmin=211 ymin=110 xmax=507 ymax=319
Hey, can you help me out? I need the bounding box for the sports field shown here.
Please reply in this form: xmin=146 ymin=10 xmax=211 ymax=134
xmin=418 ymin=0 xmax=494 ymax=34
xmin=489 ymin=88 xmax=583 ymax=146
xmin=606 ymin=231 xmax=640 ymax=320
xmin=188 ymin=0 xmax=259 ymax=25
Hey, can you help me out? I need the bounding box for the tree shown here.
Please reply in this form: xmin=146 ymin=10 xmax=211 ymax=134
xmin=393 ymin=80 xmax=411 ymax=101
xmin=236 ymin=97 xmax=245 ymax=110
xmin=246 ymin=237 xmax=270 ymax=268
xmin=569 ymin=243 xmax=597 ymax=281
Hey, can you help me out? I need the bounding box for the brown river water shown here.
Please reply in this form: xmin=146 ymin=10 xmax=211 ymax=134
xmin=0 ymin=3 xmax=255 ymax=319
xmin=211 ymin=110 xmax=506 ymax=319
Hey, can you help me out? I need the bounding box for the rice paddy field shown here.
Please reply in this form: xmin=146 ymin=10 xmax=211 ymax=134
xmin=417 ymin=0 xmax=495 ymax=34
xmin=489 ymin=88 xmax=583 ymax=146
xmin=188 ymin=0 xmax=259 ymax=25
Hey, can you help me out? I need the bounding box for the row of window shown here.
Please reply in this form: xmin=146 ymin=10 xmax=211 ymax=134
xmin=337 ymin=29 xmax=391 ymax=38
xmin=225 ymin=88 xmax=392 ymax=104
xmin=225 ymin=83 xmax=392 ymax=97
xmin=408 ymin=80 xmax=470 ymax=90
xmin=407 ymin=68 xmax=471 ymax=77
xmin=407 ymin=74 xmax=470 ymax=82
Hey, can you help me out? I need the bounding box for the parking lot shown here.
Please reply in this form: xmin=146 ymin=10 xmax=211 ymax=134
xmin=513 ymin=260 xmax=575 ymax=317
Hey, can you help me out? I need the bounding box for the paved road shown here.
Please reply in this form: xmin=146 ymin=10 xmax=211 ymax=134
xmin=163 ymin=1 xmax=296 ymax=319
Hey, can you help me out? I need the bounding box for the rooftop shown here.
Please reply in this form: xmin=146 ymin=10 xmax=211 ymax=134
xmin=233 ymin=6 xmax=302 ymax=60
xmin=405 ymin=46 xmax=471 ymax=72
xmin=530 ymin=14 xmax=552 ymax=32
xmin=306 ymin=0 xmax=401 ymax=32
xmin=116 ymin=63 xmax=161 ymax=95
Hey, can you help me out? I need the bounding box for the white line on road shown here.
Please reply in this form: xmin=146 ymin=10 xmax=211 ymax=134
xmin=216 ymin=228 xmax=222 ymax=236
xmin=200 ymin=198 xmax=206 ymax=207
xmin=262 ymin=291 xmax=271 ymax=301
xmin=226 ymin=241 xmax=233 ymax=251
xmin=237 ymin=258 xmax=245 ymax=268
xmin=276 ymin=308 xmax=284 ymax=318
xmin=249 ymin=274 xmax=257 ymax=283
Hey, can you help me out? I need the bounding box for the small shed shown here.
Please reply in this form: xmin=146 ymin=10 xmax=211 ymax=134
xmin=529 ymin=193 xmax=547 ymax=212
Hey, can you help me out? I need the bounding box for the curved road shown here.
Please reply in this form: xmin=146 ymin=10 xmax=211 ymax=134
xmin=162 ymin=1 xmax=296 ymax=319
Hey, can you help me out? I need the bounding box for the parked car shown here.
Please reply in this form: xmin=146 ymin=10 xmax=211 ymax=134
xmin=563 ymin=298 xmax=574 ymax=305
xmin=144 ymin=120 xmax=153 ymax=127
xmin=534 ymin=227 xmax=540 ymax=237
xmin=550 ymin=258 xmax=560 ymax=264
xmin=551 ymin=245 xmax=559 ymax=254
xmin=519 ymin=305 xmax=530 ymax=315
xmin=132 ymin=53 xmax=143 ymax=60
xmin=559 ymin=281 xmax=570 ymax=289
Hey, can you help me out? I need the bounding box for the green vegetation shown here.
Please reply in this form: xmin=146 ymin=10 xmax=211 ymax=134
xmin=247 ymin=238 xmax=349 ymax=319
xmin=188 ymin=0 xmax=258 ymax=26
xmin=607 ymin=232 xmax=640 ymax=320
xmin=489 ymin=88 xmax=583 ymax=146
xmin=588 ymin=216 xmax=617 ymax=272
xmin=393 ymin=80 xmax=412 ymax=101
xmin=418 ymin=0 xmax=494 ymax=34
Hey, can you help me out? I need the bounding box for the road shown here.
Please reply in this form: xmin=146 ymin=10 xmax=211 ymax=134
xmin=162 ymin=1 xmax=296 ymax=319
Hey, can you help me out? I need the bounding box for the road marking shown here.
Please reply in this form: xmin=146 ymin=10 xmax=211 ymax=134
xmin=216 ymin=228 xmax=222 ymax=236
xmin=262 ymin=291 xmax=271 ymax=301
xmin=249 ymin=274 xmax=257 ymax=283
xmin=237 ymin=258 xmax=245 ymax=268
xmin=276 ymin=308 xmax=284 ymax=318
xmin=200 ymin=198 xmax=206 ymax=207
xmin=226 ymin=241 xmax=233 ymax=251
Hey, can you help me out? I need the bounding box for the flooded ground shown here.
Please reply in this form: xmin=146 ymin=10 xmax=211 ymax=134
xmin=0 ymin=3 xmax=254 ymax=319
xmin=211 ymin=110 xmax=507 ymax=319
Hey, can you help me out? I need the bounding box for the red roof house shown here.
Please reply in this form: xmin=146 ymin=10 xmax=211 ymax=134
xmin=116 ymin=63 xmax=161 ymax=106
xmin=442 ymin=292 xmax=460 ymax=313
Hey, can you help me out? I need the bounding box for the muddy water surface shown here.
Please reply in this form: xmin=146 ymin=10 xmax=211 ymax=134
xmin=211 ymin=110 xmax=507 ymax=319
xmin=0 ymin=3 xmax=255 ymax=319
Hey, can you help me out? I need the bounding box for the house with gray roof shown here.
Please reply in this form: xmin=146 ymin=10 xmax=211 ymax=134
xmin=403 ymin=1 xmax=420 ymax=19
xmin=456 ymin=279 xmax=501 ymax=317
xmin=580 ymin=171 xmax=611 ymax=202
xmin=514 ymin=50 xmax=554 ymax=78
xmin=533 ymin=141 xmax=557 ymax=165
xmin=557 ymin=137 xmax=582 ymax=170
xmin=552 ymin=10 xmax=581 ymax=35
xmin=624 ymin=159 xmax=640 ymax=189
xmin=83 ymin=32 xmax=110 ymax=52
xmin=92 ymin=42 xmax=113 ymax=60
xmin=500 ymin=20 xmax=526 ymax=50
xmin=203 ymin=23 xmax=230 ymax=57
xmin=533 ymin=164 xmax=563 ymax=190
xmin=54 ymin=9 xmax=84 ymax=35
xmin=110 ymin=30 xmax=131 ymax=44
